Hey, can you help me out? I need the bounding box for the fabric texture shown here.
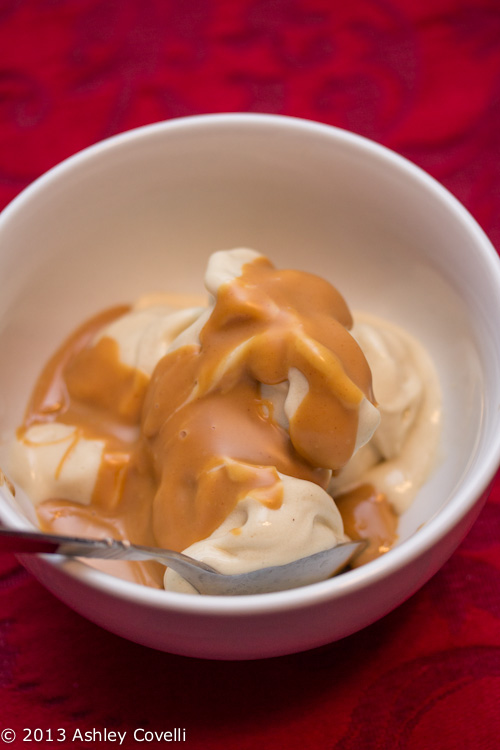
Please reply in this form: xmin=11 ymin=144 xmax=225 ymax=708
xmin=1 ymin=1 xmax=500 ymax=747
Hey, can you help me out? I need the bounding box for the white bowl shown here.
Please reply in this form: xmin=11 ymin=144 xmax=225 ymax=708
xmin=1 ymin=114 xmax=500 ymax=660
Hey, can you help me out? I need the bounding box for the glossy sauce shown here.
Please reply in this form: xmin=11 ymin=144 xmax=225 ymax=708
xmin=20 ymin=256 xmax=396 ymax=588
xmin=335 ymin=483 xmax=398 ymax=566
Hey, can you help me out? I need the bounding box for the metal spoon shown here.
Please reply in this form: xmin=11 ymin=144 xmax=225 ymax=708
xmin=0 ymin=527 xmax=365 ymax=595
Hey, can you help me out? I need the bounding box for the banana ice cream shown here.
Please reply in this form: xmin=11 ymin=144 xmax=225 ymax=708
xmin=8 ymin=249 xmax=441 ymax=593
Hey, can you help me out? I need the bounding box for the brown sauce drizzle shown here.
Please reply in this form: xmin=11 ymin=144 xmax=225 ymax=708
xmin=20 ymin=256 xmax=397 ymax=588
xmin=335 ymin=483 xmax=398 ymax=566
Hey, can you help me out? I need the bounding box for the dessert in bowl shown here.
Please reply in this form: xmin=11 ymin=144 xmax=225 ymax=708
xmin=0 ymin=114 xmax=499 ymax=659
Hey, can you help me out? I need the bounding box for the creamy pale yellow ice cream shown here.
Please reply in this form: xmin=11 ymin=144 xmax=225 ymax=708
xmin=8 ymin=249 xmax=441 ymax=593
xmin=331 ymin=314 xmax=442 ymax=515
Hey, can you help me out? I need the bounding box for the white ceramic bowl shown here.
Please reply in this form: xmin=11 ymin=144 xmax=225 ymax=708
xmin=1 ymin=114 xmax=500 ymax=660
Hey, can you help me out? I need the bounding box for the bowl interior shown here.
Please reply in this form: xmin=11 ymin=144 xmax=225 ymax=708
xmin=1 ymin=115 xmax=499 ymax=561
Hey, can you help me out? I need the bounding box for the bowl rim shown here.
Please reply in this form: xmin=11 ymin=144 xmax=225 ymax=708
xmin=2 ymin=112 xmax=500 ymax=616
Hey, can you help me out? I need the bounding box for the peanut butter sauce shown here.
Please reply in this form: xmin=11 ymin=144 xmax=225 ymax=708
xmin=335 ymin=483 xmax=398 ymax=566
xmin=21 ymin=306 xmax=139 ymax=445
xmin=19 ymin=255 xmax=396 ymax=588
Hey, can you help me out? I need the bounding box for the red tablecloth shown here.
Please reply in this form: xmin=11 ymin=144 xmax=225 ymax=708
xmin=1 ymin=1 xmax=500 ymax=748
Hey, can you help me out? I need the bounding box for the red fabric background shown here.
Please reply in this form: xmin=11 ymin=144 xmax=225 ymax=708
xmin=1 ymin=1 xmax=500 ymax=748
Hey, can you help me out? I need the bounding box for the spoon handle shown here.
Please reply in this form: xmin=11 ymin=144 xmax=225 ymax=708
xmin=0 ymin=527 xmax=215 ymax=570
xmin=0 ymin=527 xmax=63 ymax=555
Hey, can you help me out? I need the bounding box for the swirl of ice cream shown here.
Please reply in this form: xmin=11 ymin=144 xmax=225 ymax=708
xmin=9 ymin=423 xmax=104 ymax=507
xmin=330 ymin=314 xmax=441 ymax=514
xmin=164 ymin=472 xmax=348 ymax=594
xmin=140 ymin=250 xmax=379 ymax=563
xmin=8 ymin=302 xmax=203 ymax=505
xmin=7 ymin=248 xmax=441 ymax=592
